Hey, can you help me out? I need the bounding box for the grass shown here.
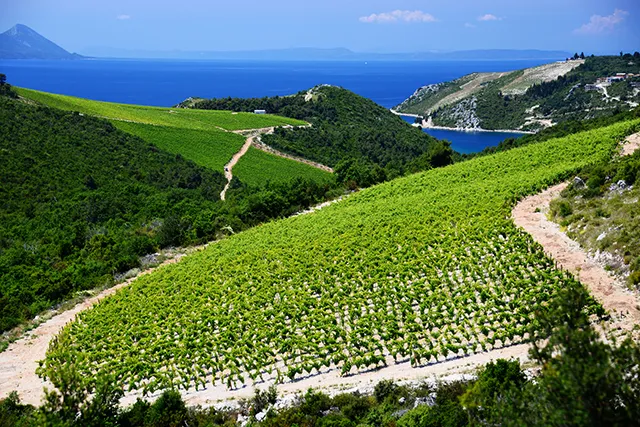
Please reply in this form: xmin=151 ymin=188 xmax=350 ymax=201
xmin=16 ymin=88 xmax=307 ymax=131
xmin=233 ymin=147 xmax=334 ymax=187
xmin=41 ymin=119 xmax=640 ymax=393
xmin=113 ymin=122 xmax=245 ymax=173
xmin=17 ymin=87 xmax=331 ymax=186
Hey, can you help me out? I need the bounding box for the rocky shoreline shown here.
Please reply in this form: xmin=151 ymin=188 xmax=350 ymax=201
xmin=391 ymin=110 xmax=535 ymax=135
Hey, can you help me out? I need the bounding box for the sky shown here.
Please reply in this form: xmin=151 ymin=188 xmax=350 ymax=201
xmin=2 ymin=0 xmax=639 ymax=55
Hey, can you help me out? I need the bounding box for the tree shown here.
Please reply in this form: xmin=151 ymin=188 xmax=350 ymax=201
xmin=579 ymin=52 xmax=585 ymax=59
xmin=634 ymin=52 xmax=640 ymax=58
xmin=38 ymin=365 xmax=123 ymax=426
xmin=0 ymin=73 xmax=6 ymax=85
xmin=490 ymin=282 xmax=640 ymax=426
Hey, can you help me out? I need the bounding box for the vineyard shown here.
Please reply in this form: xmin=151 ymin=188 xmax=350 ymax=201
xmin=42 ymin=120 xmax=640 ymax=394
xmin=15 ymin=88 xmax=305 ymax=131
xmin=16 ymin=88 xmax=330 ymax=185
xmin=114 ymin=122 xmax=245 ymax=173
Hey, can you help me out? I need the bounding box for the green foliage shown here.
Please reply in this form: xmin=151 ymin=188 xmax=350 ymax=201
xmin=143 ymin=391 xmax=187 ymax=427
xmin=0 ymin=96 xmax=338 ymax=333
xmin=401 ymin=55 xmax=640 ymax=131
xmin=0 ymin=392 xmax=35 ymax=427
xmin=187 ymin=86 xmax=453 ymax=186
xmin=233 ymin=147 xmax=334 ymax=187
xmin=113 ymin=122 xmax=246 ymax=173
xmin=398 ymin=382 xmax=468 ymax=427
xmin=15 ymin=87 xmax=305 ymax=131
xmin=40 ymin=118 xmax=638 ymax=394
xmin=461 ymin=359 xmax=526 ymax=422
xmin=490 ymin=283 xmax=640 ymax=426
xmin=250 ymin=385 xmax=278 ymax=416
xmin=549 ymin=142 xmax=640 ymax=287
xmin=0 ymin=74 xmax=17 ymax=99
xmin=464 ymin=106 xmax=640 ymax=160
xmin=38 ymin=366 xmax=123 ymax=427
xmin=17 ymin=88 xmax=332 ymax=187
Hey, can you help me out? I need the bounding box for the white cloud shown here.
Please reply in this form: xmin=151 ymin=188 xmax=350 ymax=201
xmin=117 ymin=14 xmax=131 ymax=20
xmin=478 ymin=14 xmax=500 ymax=21
xmin=359 ymin=10 xmax=437 ymax=24
xmin=464 ymin=23 xmax=476 ymax=28
xmin=574 ymin=9 xmax=628 ymax=35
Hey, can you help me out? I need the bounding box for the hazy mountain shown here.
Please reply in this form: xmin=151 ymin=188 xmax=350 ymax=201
xmin=81 ymin=46 xmax=571 ymax=61
xmin=0 ymin=24 xmax=82 ymax=59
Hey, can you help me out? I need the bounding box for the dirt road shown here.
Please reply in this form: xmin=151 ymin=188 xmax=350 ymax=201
xmin=512 ymin=132 xmax=640 ymax=331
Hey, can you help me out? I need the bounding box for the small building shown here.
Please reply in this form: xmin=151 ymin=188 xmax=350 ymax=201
xmin=584 ymin=84 xmax=600 ymax=92
xmin=254 ymin=109 xmax=266 ymax=114
xmin=631 ymin=82 xmax=640 ymax=89
xmin=607 ymin=76 xmax=625 ymax=83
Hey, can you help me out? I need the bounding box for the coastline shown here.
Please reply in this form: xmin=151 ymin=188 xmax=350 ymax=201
xmin=390 ymin=109 xmax=535 ymax=135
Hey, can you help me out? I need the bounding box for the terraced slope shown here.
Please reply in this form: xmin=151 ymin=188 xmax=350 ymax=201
xmin=16 ymin=88 xmax=330 ymax=186
xmin=42 ymin=120 xmax=640 ymax=394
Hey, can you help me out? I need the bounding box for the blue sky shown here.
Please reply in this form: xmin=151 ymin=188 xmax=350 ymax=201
xmin=2 ymin=0 xmax=639 ymax=54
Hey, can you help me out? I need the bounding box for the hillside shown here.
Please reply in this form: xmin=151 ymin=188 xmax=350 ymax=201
xmin=180 ymin=85 xmax=454 ymax=186
xmin=41 ymin=118 xmax=640 ymax=395
xmin=0 ymin=90 xmax=341 ymax=334
xmin=16 ymin=88 xmax=332 ymax=186
xmin=396 ymin=55 xmax=640 ymax=131
xmin=549 ymin=135 xmax=640 ymax=287
xmin=0 ymin=24 xmax=80 ymax=60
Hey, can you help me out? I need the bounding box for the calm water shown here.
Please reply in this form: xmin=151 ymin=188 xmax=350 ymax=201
xmin=0 ymin=58 xmax=551 ymax=152
xmin=398 ymin=116 xmax=525 ymax=154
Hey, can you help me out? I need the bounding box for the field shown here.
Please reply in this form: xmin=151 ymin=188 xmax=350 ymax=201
xmin=16 ymin=88 xmax=331 ymax=185
xmin=15 ymin=88 xmax=306 ymax=131
xmin=113 ymin=122 xmax=245 ymax=174
xmin=41 ymin=119 xmax=640 ymax=394
xmin=233 ymin=147 xmax=334 ymax=187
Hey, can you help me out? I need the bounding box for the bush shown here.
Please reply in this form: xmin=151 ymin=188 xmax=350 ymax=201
xmin=144 ymin=391 xmax=187 ymax=427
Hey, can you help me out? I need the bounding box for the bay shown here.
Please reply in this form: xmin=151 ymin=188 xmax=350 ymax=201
xmin=0 ymin=58 xmax=550 ymax=152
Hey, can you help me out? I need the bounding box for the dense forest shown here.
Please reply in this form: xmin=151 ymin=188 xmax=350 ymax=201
xmin=0 ymin=89 xmax=339 ymax=333
xmin=180 ymin=86 xmax=455 ymax=187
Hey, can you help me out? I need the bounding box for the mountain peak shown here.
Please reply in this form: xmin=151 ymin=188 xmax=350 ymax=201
xmin=5 ymin=24 xmax=41 ymax=39
xmin=0 ymin=24 xmax=80 ymax=60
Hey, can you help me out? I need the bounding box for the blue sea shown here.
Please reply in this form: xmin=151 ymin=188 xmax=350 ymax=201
xmin=0 ymin=58 xmax=548 ymax=153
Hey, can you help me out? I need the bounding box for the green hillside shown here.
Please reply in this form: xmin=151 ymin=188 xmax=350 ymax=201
xmin=16 ymin=88 xmax=331 ymax=186
xmin=15 ymin=88 xmax=306 ymax=131
xmin=396 ymin=55 xmax=640 ymax=131
xmin=0 ymin=96 xmax=223 ymax=332
xmin=233 ymin=146 xmax=333 ymax=187
xmin=42 ymin=118 xmax=640 ymax=393
xmin=113 ymin=122 xmax=244 ymax=173
xmin=0 ymin=94 xmax=338 ymax=334
xmin=182 ymin=85 xmax=454 ymax=186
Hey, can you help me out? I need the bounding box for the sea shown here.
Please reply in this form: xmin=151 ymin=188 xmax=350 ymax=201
xmin=0 ymin=58 xmax=551 ymax=153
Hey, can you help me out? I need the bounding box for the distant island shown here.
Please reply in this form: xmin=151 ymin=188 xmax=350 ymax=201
xmin=80 ymin=46 xmax=571 ymax=61
xmin=0 ymin=24 xmax=82 ymax=60
xmin=0 ymin=23 xmax=569 ymax=62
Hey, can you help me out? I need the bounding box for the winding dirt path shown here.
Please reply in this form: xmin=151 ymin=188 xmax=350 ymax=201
xmin=219 ymin=132 xmax=263 ymax=201
xmin=4 ymin=133 xmax=639 ymax=408
xmin=220 ymin=124 xmax=332 ymax=200
xmin=512 ymin=132 xmax=640 ymax=331
xmin=0 ymin=250 xmax=199 ymax=405
xmin=252 ymin=136 xmax=334 ymax=173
